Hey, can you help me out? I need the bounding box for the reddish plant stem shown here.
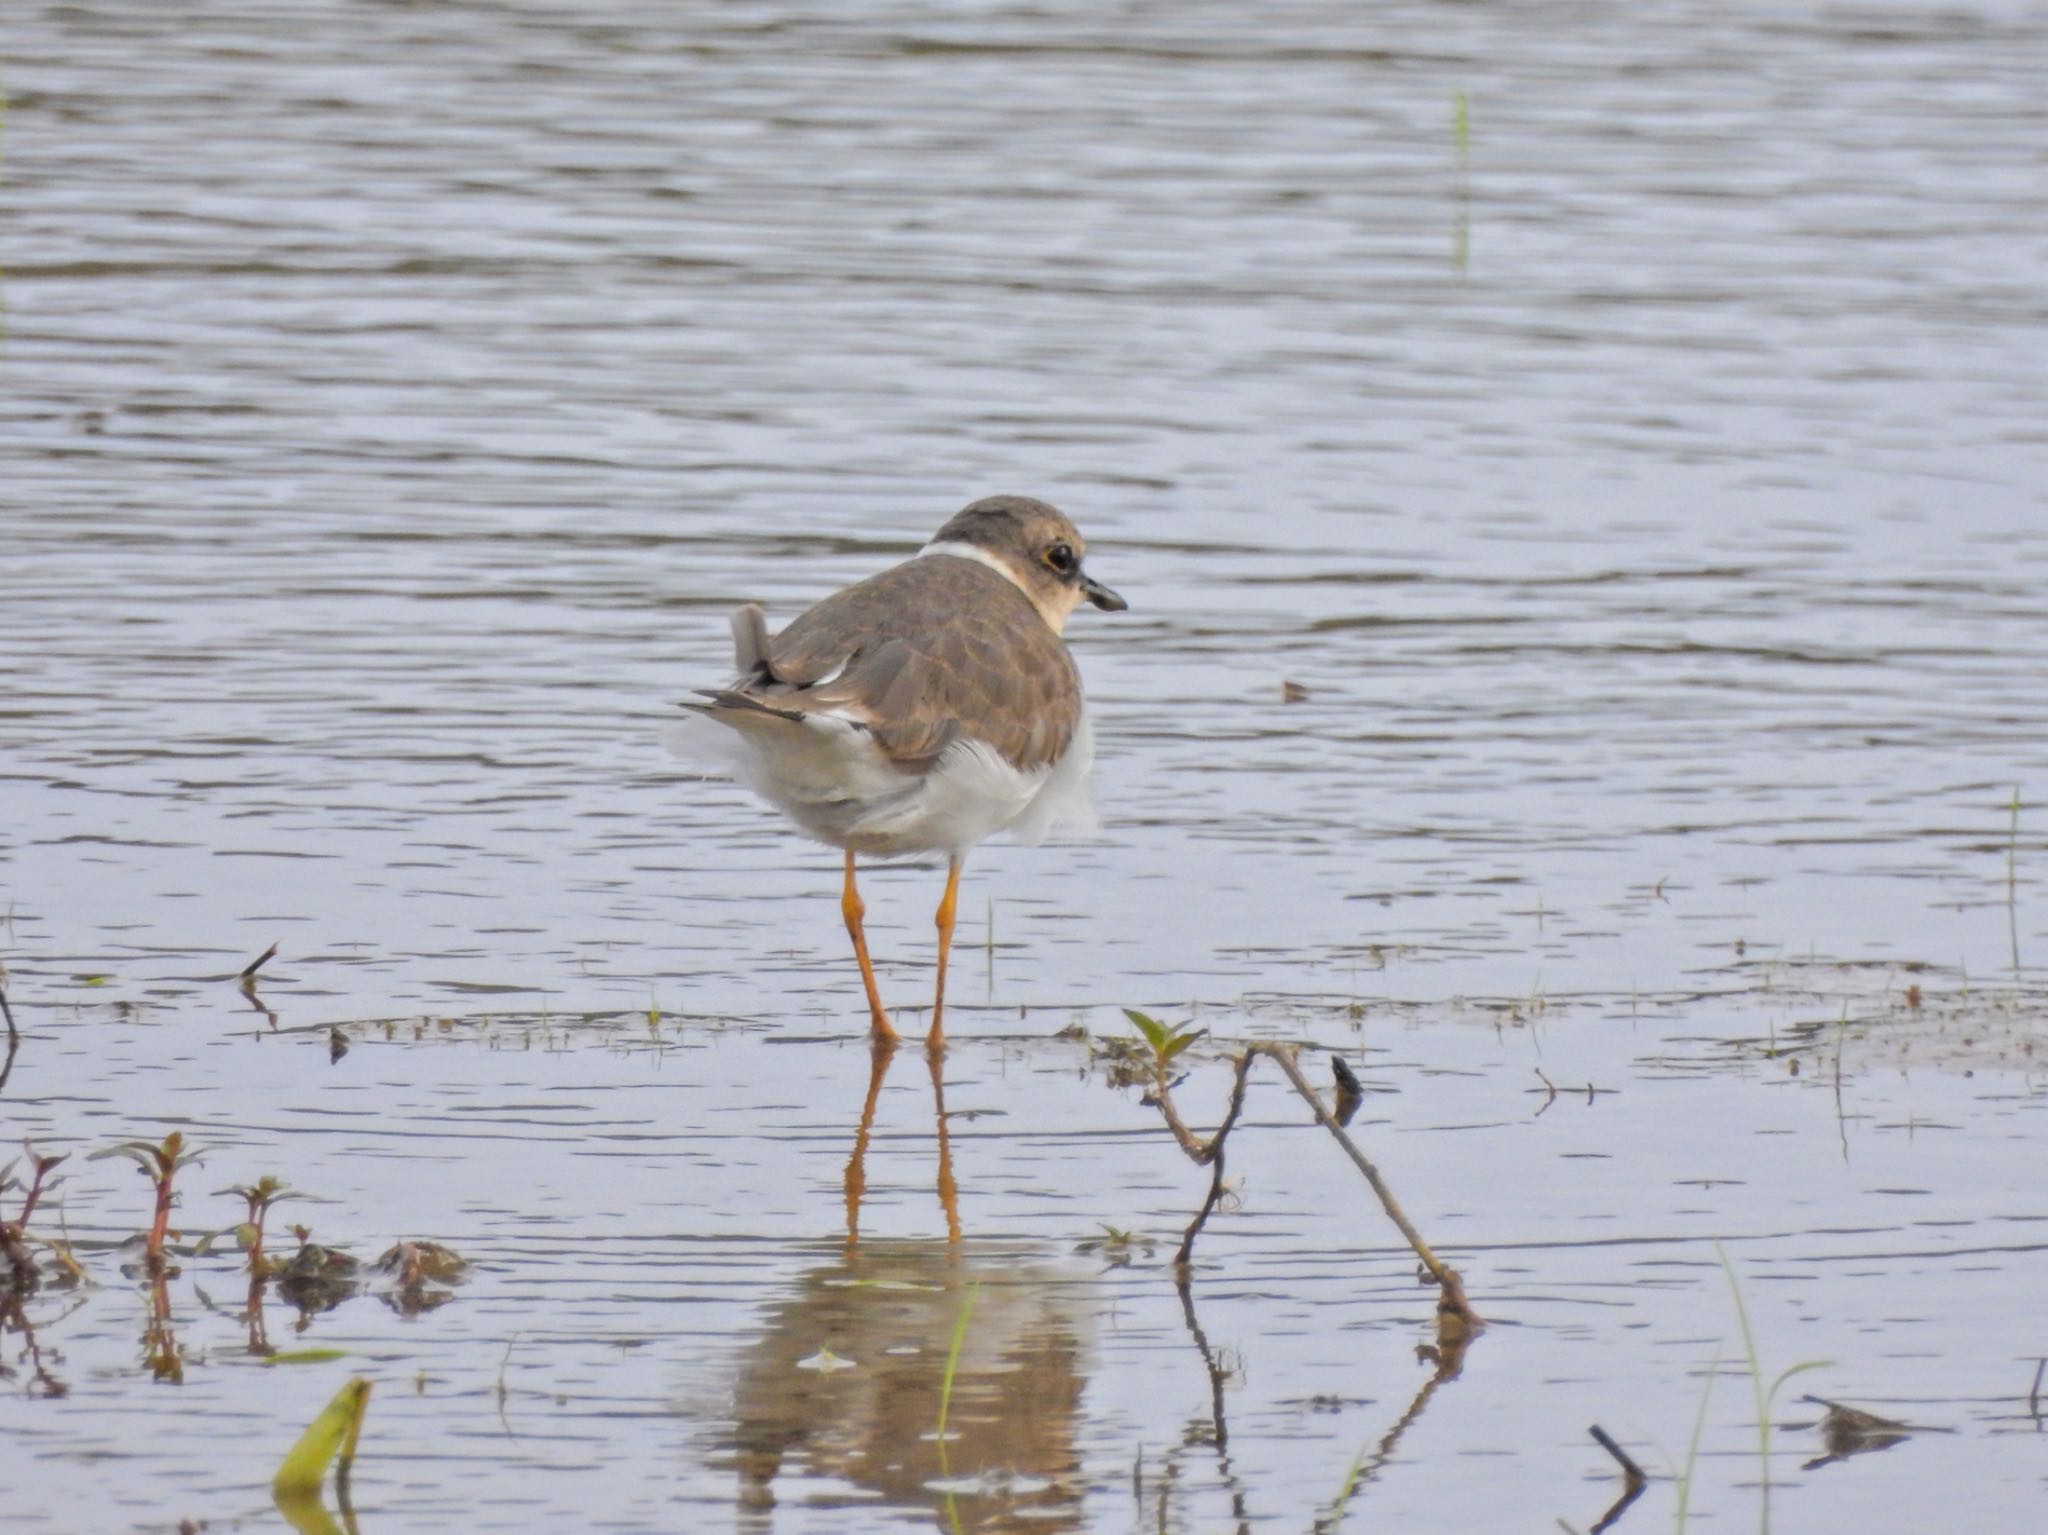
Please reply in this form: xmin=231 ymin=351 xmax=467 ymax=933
xmin=146 ymin=1165 xmax=175 ymax=1276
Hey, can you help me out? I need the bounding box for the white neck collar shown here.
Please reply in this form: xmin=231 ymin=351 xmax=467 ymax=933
xmin=919 ymin=539 xmax=1028 ymax=596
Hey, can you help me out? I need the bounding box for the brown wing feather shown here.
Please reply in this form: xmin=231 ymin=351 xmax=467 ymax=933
xmin=753 ymin=557 xmax=1081 ymax=773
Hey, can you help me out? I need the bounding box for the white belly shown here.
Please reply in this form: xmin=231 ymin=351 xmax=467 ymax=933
xmin=666 ymin=709 xmax=1097 ymax=859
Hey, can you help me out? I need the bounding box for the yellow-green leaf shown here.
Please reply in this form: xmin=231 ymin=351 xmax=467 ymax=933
xmin=272 ymin=1376 xmax=372 ymax=1495
xmin=1122 ymin=1008 xmax=1168 ymax=1053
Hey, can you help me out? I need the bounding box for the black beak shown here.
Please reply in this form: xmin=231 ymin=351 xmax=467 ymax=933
xmin=1081 ymin=571 xmax=1128 ymax=612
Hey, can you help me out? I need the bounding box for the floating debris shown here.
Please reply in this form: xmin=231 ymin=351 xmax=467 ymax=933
xmin=277 ymin=1231 xmax=363 ymax=1315
xmin=1799 ymin=1395 xmax=1936 ymax=1470
xmin=1074 ymin=1224 xmax=1157 ymax=1267
xmin=796 ymin=1347 xmax=857 ymax=1374
xmin=1331 ymin=1055 xmax=1364 ymax=1127
xmin=373 ymin=1239 xmax=469 ymax=1289
xmin=372 ymin=1240 xmax=469 ymax=1317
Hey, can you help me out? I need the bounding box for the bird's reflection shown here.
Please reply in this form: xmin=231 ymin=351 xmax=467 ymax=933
xmin=844 ymin=1043 xmax=961 ymax=1253
xmin=728 ymin=1044 xmax=1090 ymax=1531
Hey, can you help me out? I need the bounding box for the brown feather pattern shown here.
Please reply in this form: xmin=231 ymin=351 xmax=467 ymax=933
xmin=736 ymin=555 xmax=1082 ymax=774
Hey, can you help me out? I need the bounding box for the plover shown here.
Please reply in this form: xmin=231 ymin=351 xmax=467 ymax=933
xmin=672 ymin=495 xmax=1126 ymax=1051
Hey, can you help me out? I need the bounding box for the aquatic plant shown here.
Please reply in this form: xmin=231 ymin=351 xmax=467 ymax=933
xmin=273 ymin=1374 xmax=373 ymax=1535
xmin=1123 ymin=1007 xmax=1202 ymax=1069
xmin=0 ymin=974 xmax=20 ymax=1095
xmin=934 ymin=1279 xmax=979 ymax=1449
xmin=4 ymin=1144 xmax=66 ymax=1236
xmin=931 ymin=1280 xmax=980 ymax=1535
xmin=1718 ymin=1244 xmax=1830 ymax=1535
xmin=1323 ymin=1440 xmax=1372 ymax=1530
xmin=92 ymin=1131 xmax=202 ymax=1277
xmin=2009 ymin=784 xmax=2023 ymax=970
xmin=1671 ymin=1347 xmax=1720 ymax=1533
xmin=1 ymin=1143 xmax=69 ymax=1292
xmin=1124 ymin=1014 xmax=1480 ymax=1336
xmin=220 ymin=1175 xmax=295 ymax=1277
xmin=1073 ymin=1223 xmax=1157 ymax=1267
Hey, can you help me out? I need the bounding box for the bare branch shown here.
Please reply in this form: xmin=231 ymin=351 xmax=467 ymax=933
xmin=1172 ymin=1053 xmax=1255 ymax=1268
xmin=1249 ymin=1042 xmax=1480 ymax=1332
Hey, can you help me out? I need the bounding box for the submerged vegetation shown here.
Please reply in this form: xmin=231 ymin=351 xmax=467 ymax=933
xmin=3 ymin=957 xmax=2036 ymax=1529
xmin=91 ymin=1131 xmax=201 ymax=1279
xmin=1121 ymin=1008 xmax=1480 ymax=1341
xmin=1 ymin=1124 xmax=470 ymax=1409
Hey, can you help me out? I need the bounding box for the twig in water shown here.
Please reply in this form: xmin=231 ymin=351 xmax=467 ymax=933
xmin=240 ymin=942 xmax=280 ymax=980
xmin=1171 ymin=1053 xmax=1254 ymax=1269
xmin=1586 ymin=1424 xmax=1646 ymax=1534
xmin=1250 ymin=1043 xmax=1479 ymax=1334
xmin=494 ymin=1334 xmax=521 ymax=1440
xmin=1314 ymin=1337 xmax=1470 ymax=1532
xmin=1130 ymin=1018 xmax=1479 ymax=1332
xmin=0 ymin=977 xmax=19 ymax=1097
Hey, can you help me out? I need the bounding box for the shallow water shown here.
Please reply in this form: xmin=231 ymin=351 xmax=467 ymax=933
xmin=5 ymin=0 xmax=2048 ymax=1530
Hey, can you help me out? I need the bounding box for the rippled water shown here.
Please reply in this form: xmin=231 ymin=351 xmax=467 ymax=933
xmin=5 ymin=1 xmax=2047 ymax=1530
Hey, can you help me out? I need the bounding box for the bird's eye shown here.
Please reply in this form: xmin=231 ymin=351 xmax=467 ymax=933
xmin=1045 ymin=542 xmax=1076 ymax=574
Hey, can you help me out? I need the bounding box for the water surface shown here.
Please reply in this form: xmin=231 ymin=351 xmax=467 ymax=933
xmin=5 ymin=1 xmax=2047 ymax=1530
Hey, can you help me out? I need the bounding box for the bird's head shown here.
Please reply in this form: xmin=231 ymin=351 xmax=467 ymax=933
xmin=924 ymin=495 xmax=1127 ymax=633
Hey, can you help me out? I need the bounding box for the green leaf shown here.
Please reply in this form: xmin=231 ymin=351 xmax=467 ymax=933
xmin=272 ymin=1376 xmax=372 ymax=1495
xmin=263 ymin=1348 xmax=352 ymax=1366
xmin=1122 ymin=1008 xmax=1168 ymax=1053
xmin=1161 ymin=1029 xmax=1205 ymax=1062
xmin=88 ymin=1143 xmax=164 ymax=1172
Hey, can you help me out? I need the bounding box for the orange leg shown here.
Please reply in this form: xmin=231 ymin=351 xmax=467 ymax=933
xmin=928 ymin=855 xmax=962 ymax=1052
xmin=842 ymin=851 xmax=897 ymax=1044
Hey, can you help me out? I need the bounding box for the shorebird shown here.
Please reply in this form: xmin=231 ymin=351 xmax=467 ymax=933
xmin=672 ymin=495 xmax=1126 ymax=1051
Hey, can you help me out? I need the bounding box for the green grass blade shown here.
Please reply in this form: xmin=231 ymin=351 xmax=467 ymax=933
xmin=935 ymin=1280 xmax=980 ymax=1448
xmin=1674 ymin=1347 xmax=1720 ymax=1534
